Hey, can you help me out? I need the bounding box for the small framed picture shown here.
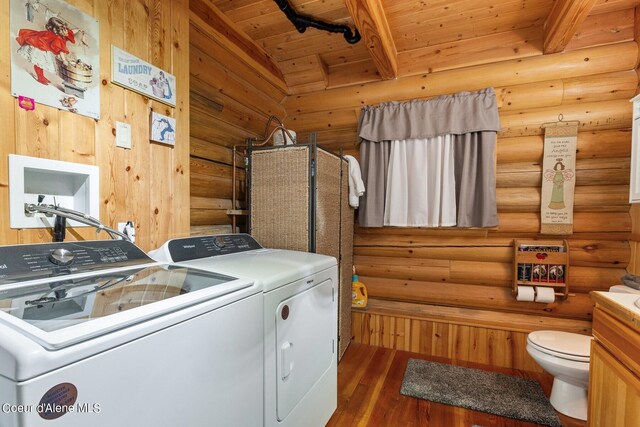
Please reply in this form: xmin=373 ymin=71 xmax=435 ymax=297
xmin=111 ymin=45 xmax=176 ymax=107
xmin=150 ymin=111 xmax=176 ymax=146
xmin=11 ymin=0 xmax=101 ymax=118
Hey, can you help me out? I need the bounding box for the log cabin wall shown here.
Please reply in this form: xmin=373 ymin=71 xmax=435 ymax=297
xmin=188 ymin=0 xmax=288 ymax=236
xmin=281 ymin=5 xmax=639 ymax=369
xmin=0 ymin=0 xmax=190 ymax=252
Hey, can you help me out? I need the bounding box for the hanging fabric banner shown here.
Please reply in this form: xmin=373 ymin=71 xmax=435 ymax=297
xmin=540 ymin=123 xmax=578 ymax=235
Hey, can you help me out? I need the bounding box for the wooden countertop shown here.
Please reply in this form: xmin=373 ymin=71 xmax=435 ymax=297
xmin=591 ymin=291 xmax=640 ymax=332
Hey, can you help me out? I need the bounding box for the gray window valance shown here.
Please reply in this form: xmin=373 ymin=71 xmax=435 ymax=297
xmin=358 ymin=87 xmax=501 ymax=142
xmin=358 ymin=87 xmax=500 ymax=228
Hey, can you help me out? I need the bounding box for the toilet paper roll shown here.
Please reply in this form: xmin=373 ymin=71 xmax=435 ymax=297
xmin=535 ymin=286 xmax=556 ymax=303
xmin=516 ymin=286 xmax=535 ymax=302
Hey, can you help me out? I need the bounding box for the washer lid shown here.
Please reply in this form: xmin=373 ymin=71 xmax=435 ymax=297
xmin=528 ymin=330 xmax=591 ymax=358
xmin=0 ymin=264 xmax=251 ymax=350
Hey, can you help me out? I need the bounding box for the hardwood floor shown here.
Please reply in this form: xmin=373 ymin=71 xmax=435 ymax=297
xmin=328 ymin=343 xmax=587 ymax=427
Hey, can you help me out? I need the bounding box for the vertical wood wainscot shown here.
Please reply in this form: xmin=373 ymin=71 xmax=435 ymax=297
xmin=588 ymin=292 xmax=640 ymax=426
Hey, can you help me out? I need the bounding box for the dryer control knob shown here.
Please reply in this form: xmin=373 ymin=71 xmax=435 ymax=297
xmin=49 ymin=248 xmax=75 ymax=266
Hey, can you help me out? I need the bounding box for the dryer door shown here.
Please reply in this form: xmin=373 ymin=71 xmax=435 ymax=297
xmin=275 ymin=278 xmax=335 ymax=421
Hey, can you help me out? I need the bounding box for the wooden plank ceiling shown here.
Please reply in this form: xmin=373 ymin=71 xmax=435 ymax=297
xmin=204 ymin=0 xmax=639 ymax=94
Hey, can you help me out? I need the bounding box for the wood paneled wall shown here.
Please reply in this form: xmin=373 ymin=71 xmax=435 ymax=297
xmin=0 ymin=0 xmax=190 ymax=251
xmin=281 ymin=8 xmax=640 ymax=358
xmin=351 ymin=299 xmax=593 ymax=372
xmin=184 ymin=4 xmax=637 ymax=365
xmin=188 ymin=0 xmax=287 ymax=235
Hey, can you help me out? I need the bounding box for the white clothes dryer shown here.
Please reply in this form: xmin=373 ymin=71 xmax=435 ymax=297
xmin=0 ymin=240 xmax=263 ymax=427
xmin=151 ymin=234 xmax=338 ymax=427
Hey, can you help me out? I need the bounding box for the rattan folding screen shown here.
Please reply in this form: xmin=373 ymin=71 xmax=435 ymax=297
xmin=248 ymin=135 xmax=354 ymax=360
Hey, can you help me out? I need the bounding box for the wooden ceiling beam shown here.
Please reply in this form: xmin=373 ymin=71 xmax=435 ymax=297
xmin=190 ymin=0 xmax=289 ymax=94
xmin=343 ymin=0 xmax=398 ymax=80
xmin=543 ymin=0 xmax=599 ymax=54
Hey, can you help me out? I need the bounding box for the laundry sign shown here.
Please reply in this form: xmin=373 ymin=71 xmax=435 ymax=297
xmin=540 ymin=122 xmax=578 ymax=235
xmin=111 ymin=45 xmax=176 ymax=107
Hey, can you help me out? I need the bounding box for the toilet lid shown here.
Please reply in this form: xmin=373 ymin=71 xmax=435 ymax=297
xmin=528 ymin=331 xmax=591 ymax=360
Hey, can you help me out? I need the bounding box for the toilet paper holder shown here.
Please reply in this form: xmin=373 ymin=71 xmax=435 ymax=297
xmin=512 ymin=239 xmax=570 ymax=300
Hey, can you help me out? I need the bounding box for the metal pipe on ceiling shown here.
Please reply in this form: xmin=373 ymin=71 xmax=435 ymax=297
xmin=272 ymin=0 xmax=361 ymax=44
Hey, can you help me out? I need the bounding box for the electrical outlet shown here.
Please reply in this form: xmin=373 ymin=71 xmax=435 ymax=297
xmin=118 ymin=221 xmax=136 ymax=243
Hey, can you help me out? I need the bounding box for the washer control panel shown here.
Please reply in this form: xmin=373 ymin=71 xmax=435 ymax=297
xmin=0 ymin=240 xmax=151 ymax=284
xmin=166 ymin=234 xmax=263 ymax=262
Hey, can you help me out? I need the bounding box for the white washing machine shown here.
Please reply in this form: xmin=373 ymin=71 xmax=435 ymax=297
xmin=0 ymin=240 xmax=263 ymax=427
xmin=151 ymin=234 xmax=338 ymax=427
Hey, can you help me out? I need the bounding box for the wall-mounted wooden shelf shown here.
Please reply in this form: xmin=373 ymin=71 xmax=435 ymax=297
xmin=226 ymin=209 xmax=248 ymax=216
xmin=513 ymin=239 xmax=570 ymax=300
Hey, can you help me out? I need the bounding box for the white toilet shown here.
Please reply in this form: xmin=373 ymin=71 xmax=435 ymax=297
xmin=526 ymin=284 xmax=640 ymax=421
xmin=526 ymin=330 xmax=591 ymax=420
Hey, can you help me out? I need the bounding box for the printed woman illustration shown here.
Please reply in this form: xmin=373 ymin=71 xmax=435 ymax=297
xmin=149 ymin=71 xmax=173 ymax=101
xmin=545 ymin=158 xmax=574 ymax=210
xmin=16 ymin=16 xmax=79 ymax=85
xmin=158 ymin=71 xmax=172 ymax=100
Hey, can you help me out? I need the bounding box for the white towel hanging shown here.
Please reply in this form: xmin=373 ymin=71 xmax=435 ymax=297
xmin=344 ymin=155 xmax=365 ymax=208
